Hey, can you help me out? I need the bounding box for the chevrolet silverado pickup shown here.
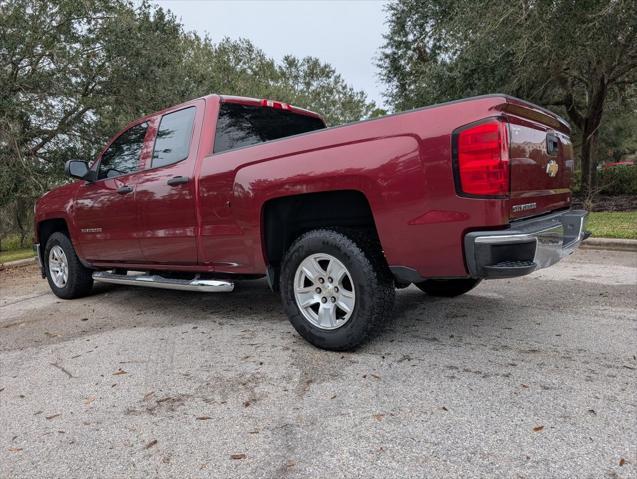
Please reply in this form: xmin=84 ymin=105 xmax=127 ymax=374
xmin=34 ymin=94 xmax=588 ymax=350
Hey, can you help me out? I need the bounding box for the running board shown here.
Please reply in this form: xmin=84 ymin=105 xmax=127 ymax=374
xmin=92 ymin=271 xmax=234 ymax=292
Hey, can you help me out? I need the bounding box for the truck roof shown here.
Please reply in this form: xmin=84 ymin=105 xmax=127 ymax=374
xmin=128 ymin=94 xmax=324 ymax=128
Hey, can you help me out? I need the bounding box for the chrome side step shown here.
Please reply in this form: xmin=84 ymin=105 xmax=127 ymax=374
xmin=92 ymin=271 xmax=234 ymax=292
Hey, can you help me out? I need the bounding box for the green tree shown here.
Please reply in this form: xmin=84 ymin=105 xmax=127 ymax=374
xmin=1 ymin=0 xmax=375 ymax=245
xmin=378 ymin=0 xmax=637 ymax=200
xmin=0 ymin=0 xmax=189 ymax=207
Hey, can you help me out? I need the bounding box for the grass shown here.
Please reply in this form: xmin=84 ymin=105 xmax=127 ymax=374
xmin=587 ymin=211 xmax=637 ymax=240
xmin=0 ymin=248 xmax=35 ymax=263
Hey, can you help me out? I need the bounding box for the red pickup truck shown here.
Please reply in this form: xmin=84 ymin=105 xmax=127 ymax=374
xmin=34 ymin=94 xmax=588 ymax=350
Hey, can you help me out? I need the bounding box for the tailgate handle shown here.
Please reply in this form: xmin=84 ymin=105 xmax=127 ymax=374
xmin=546 ymin=133 xmax=560 ymax=155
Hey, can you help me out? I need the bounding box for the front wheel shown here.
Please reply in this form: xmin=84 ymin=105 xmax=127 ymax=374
xmin=280 ymin=229 xmax=395 ymax=351
xmin=44 ymin=232 xmax=94 ymax=299
xmin=415 ymin=278 xmax=481 ymax=297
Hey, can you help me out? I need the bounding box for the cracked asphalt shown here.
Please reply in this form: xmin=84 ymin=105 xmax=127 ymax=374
xmin=1 ymin=249 xmax=636 ymax=478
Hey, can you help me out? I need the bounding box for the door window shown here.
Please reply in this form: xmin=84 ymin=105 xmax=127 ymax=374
xmin=98 ymin=122 xmax=148 ymax=180
xmin=151 ymin=107 xmax=196 ymax=168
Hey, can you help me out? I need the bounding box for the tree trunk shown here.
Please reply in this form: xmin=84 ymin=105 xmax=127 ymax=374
xmin=578 ymin=77 xmax=607 ymax=208
xmin=580 ymin=122 xmax=598 ymax=204
xmin=15 ymin=199 xmax=28 ymax=248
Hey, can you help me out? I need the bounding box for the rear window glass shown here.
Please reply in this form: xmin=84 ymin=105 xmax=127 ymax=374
xmin=213 ymin=103 xmax=325 ymax=154
xmin=152 ymin=107 xmax=196 ymax=168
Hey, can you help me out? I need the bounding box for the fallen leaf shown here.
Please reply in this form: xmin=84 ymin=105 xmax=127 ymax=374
xmin=588 ymin=409 xmax=596 ymax=415
xmin=230 ymin=453 xmax=246 ymax=460
xmin=112 ymin=369 xmax=127 ymax=376
xmin=243 ymin=400 xmax=251 ymax=408
xmin=397 ymin=354 xmax=412 ymax=363
xmin=521 ymin=384 xmax=529 ymax=388
xmin=286 ymin=459 xmax=296 ymax=469
xmin=45 ymin=414 xmax=61 ymax=420
xmin=441 ymin=406 xmax=448 ymax=411
xmin=8 ymin=447 xmax=23 ymax=452
xmin=81 ymin=318 xmax=88 ymax=321
xmin=84 ymin=396 xmax=96 ymax=405
xmin=143 ymin=391 xmax=155 ymax=401
xmin=533 ymin=425 xmax=544 ymax=432
xmin=196 ymin=416 xmax=211 ymax=421
xmin=330 ymin=394 xmax=337 ymax=400
xmin=370 ymin=373 xmax=381 ymax=380
xmin=619 ymin=458 xmax=625 ymax=466
xmin=144 ymin=439 xmax=158 ymax=449
xmin=372 ymin=413 xmax=385 ymax=421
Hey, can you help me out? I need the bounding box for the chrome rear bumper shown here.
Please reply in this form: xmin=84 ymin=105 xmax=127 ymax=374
xmin=464 ymin=209 xmax=589 ymax=279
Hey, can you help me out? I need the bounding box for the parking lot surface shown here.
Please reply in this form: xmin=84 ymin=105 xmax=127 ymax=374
xmin=1 ymin=249 xmax=636 ymax=478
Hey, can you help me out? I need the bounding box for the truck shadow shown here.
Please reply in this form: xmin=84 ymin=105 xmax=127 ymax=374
xmin=90 ymin=278 xmax=527 ymax=343
xmin=4 ymin=276 xmax=588 ymax=353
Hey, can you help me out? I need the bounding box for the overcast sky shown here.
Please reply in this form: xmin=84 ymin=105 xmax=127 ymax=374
xmin=154 ymin=0 xmax=389 ymax=107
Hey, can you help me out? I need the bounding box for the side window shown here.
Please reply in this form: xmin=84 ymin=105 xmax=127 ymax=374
xmin=151 ymin=107 xmax=196 ymax=168
xmin=98 ymin=122 xmax=148 ymax=180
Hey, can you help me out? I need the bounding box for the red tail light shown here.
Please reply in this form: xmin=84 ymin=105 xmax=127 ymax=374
xmin=454 ymin=120 xmax=509 ymax=197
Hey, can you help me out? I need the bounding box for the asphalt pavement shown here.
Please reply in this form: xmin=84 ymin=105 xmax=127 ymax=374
xmin=1 ymin=249 xmax=635 ymax=478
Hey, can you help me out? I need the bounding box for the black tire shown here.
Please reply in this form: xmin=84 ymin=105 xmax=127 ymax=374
xmin=44 ymin=232 xmax=94 ymax=299
xmin=415 ymin=278 xmax=481 ymax=297
xmin=279 ymin=229 xmax=395 ymax=351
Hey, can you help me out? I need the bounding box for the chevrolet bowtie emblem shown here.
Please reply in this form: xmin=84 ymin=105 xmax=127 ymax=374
xmin=546 ymin=159 xmax=559 ymax=177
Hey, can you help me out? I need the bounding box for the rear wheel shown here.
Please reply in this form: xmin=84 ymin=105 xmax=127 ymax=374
xmin=280 ymin=229 xmax=394 ymax=351
xmin=44 ymin=232 xmax=94 ymax=299
xmin=415 ymin=278 xmax=481 ymax=297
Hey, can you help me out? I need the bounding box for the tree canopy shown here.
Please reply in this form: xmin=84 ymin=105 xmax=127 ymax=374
xmin=0 ymin=0 xmax=377 ymax=244
xmin=378 ymin=0 xmax=637 ymax=198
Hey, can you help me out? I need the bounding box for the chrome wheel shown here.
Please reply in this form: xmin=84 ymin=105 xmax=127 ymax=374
xmin=48 ymin=245 xmax=69 ymax=288
xmin=293 ymin=253 xmax=356 ymax=330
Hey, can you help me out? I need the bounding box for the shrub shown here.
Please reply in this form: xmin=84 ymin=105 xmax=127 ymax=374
xmin=598 ymin=165 xmax=637 ymax=195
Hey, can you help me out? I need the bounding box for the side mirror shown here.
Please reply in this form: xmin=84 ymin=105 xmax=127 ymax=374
xmin=64 ymin=160 xmax=90 ymax=180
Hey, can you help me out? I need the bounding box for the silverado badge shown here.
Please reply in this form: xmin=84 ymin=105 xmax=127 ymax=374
xmin=546 ymin=159 xmax=559 ymax=177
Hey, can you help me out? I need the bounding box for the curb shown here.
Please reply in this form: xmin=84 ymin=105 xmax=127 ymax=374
xmin=0 ymin=256 xmax=37 ymax=270
xmin=580 ymin=238 xmax=637 ymax=252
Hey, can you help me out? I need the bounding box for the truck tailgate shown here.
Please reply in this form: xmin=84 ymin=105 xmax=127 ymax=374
xmin=505 ymin=109 xmax=573 ymax=220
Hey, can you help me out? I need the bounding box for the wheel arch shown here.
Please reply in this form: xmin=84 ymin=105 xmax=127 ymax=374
xmin=260 ymin=190 xmax=383 ymax=286
xmin=37 ymin=218 xmax=71 ymax=270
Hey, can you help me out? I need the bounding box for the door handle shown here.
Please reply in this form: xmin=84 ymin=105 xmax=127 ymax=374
xmin=167 ymin=176 xmax=190 ymax=186
xmin=116 ymin=185 xmax=133 ymax=195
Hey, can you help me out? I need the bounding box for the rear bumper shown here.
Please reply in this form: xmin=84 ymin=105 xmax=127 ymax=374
xmin=464 ymin=209 xmax=589 ymax=279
